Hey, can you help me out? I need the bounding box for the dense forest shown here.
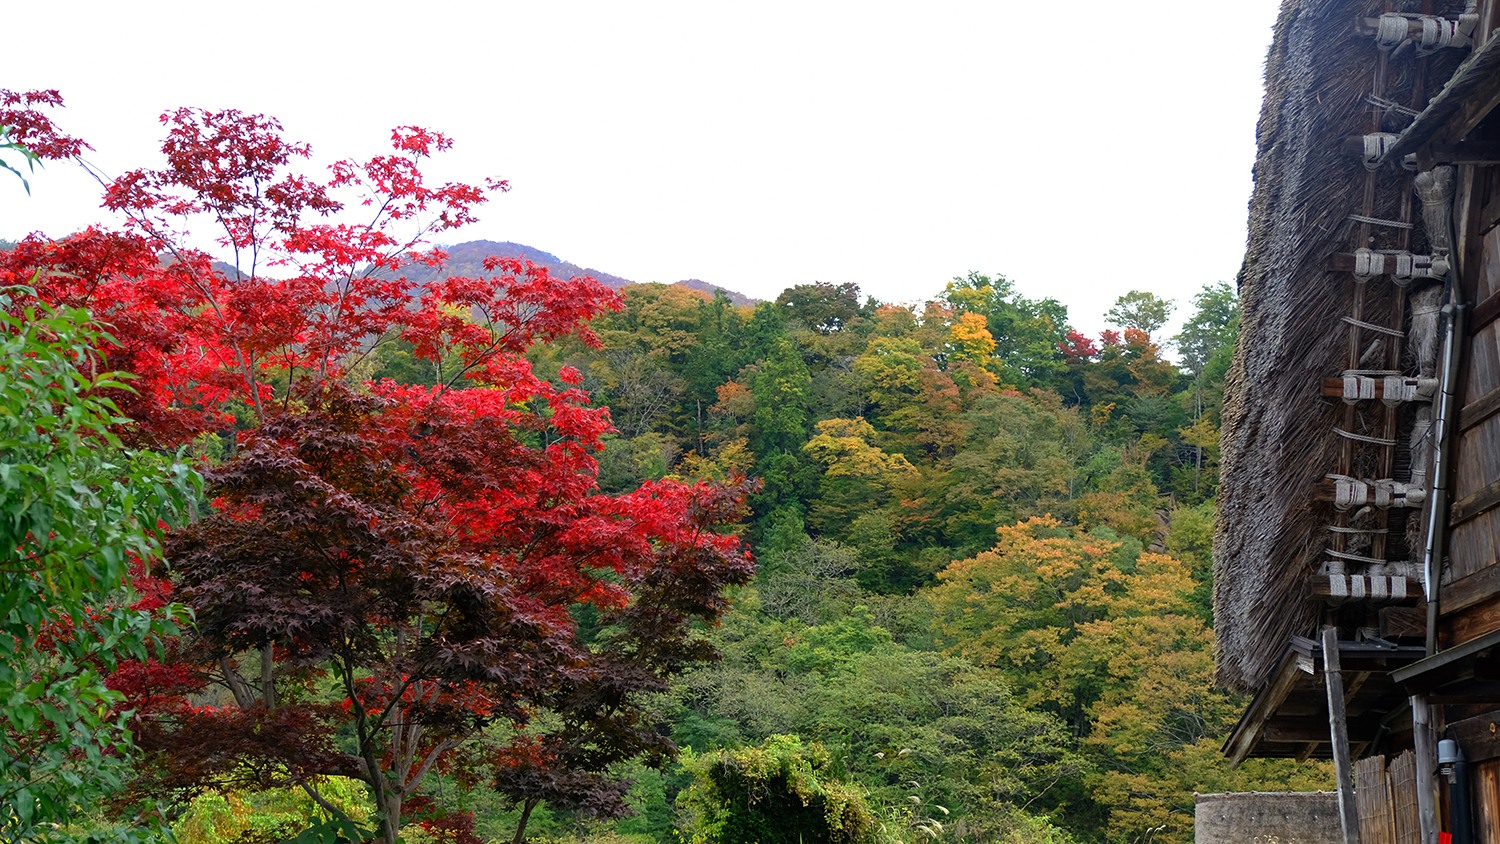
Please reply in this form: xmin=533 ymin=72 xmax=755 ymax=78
xmin=0 ymin=93 xmax=1331 ymax=844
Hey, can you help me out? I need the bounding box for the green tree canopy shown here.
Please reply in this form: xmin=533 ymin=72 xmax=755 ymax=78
xmin=0 ymin=291 xmax=198 ymax=842
xmin=1172 ymin=282 xmax=1238 ymax=379
xmin=1104 ymin=290 xmax=1175 ymax=336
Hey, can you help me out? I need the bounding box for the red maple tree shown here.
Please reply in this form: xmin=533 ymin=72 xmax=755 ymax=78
xmin=2 ymin=91 xmax=757 ymax=843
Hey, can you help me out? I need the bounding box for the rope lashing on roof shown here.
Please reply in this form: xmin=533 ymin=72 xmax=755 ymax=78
xmin=1330 ymin=475 xmax=1367 ymax=510
xmin=1377 ymin=13 xmax=1412 ymax=49
xmin=1374 ymin=13 xmax=1476 ymax=54
xmin=1327 ymin=549 xmax=1390 ymax=565
xmin=1362 ymin=133 xmax=1401 ymax=169
xmin=1350 ymin=248 xmax=1446 ymax=283
xmin=1377 ymin=480 xmax=1425 ymax=507
xmin=1329 ymin=525 xmax=1389 ymax=534
xmin=1334 ymin=428 xmax=1399 ymax=446
xmin=1342 ymin=374 xmax=1378 ymax=403
xmin=1341 ymin=316 xmax=1406 ymax=338
xmin=1382 ymin=376 xmax=1438 ymax=404
xmin=1338 ymin=373 xmax=1438 ymax=403
xmin=1324 ymin=574 xmax=1408 ymax=603
xmin=1367 ymin=95 xmax=1421 ymax=119
xmin=1347 ymin=213 xmax=1414 ymax=230
xmin=1418 ymin=16 xmax=1460 ymax=55
xmin=1328 ymin=474 xmax=1427 ymax=509
xmin=1336 ymin=573 xmax=1366 ymax=599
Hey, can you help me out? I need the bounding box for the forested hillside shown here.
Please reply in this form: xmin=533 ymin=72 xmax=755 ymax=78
xmin=0 ymin=93 xmax=1327 ymax=844
xmin=476 ymin=276 xmax=1330 ymax=844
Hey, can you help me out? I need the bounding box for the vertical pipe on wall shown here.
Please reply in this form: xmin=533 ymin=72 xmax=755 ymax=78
xmin=1420 ymin=167 xmax=1467 ymax=657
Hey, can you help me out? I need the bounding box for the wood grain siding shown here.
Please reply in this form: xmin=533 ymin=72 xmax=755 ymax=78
xmin=1440 ymin=598 xmax=1500 ymax=649
xmin=1467 ymin=319 xmax=1500 ymax=408
xmin=1444 ymin=192 xmax=1500 ymax=641
xmin=1477 ymin=758 xmax=1500 ymax=844
xmin=1480 ymin=225 xmax=1500 ymax=299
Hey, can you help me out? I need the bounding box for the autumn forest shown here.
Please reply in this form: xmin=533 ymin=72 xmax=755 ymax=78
xmin=0 ymin=91 xmax=1329 ymax=844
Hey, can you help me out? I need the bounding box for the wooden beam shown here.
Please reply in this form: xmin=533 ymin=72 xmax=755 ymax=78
xmin=1450 ymin=478 xmax=1500 ymax=527
xmin=1356 ymin=16 xmax=1475 ymax=43
xmin=1433 ymin=68 xmax=1500 ymax=151
xmin=1447 ymin=710 xmax=1500 ymax=763
xmin=1340 ymin=135 xmax=1500 ymax=167
xmin=1432 ymin=140 xmax=1500 ymax=165
xmin=1470 ymin=290 xmax=1500 ymax=334
xmin=1411 ymin=694 xmax=1440 ymax=844
xmin=1321 ymin=377 xmax=1424 ymax=399
xmin=1324 ymin=251 xmax=1441 ymax=277
xmin=1439 ymin=600 xmax=1500 ymax=652
xmin=1309 ymin=575 xmax=1421 ymax=605
xmin=1324 ymin=627 xmax=1362 ymax=844
xmin=1227 ymin=653 xmax=1304 ymax=767
xmin=1312 ymin=482 xmax=1425 ymax=506
xmin=1437 ymin=564 xmax=1500 ymax=615
xmin=1262 ymin=715 xmax=1386 ymax=744
xmin=1345 ymin=670 xmax=1372 ymax=703
xmin=1458 ymin=380 xmax=1500 ymax=432
xmin=1427 ymin=681 xmax=1500 ymax=704
xmin=1393 ymin=627 xmax=1500 ymax=686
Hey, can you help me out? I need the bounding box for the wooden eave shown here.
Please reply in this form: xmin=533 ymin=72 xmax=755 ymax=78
xmin=1223 ymin=637 xmax=1427 ymax=765
xmin=1377 ymin=28 xmax=1500 ymax=168
xmin=1390 ymin=627 xmax=1500 ymax=699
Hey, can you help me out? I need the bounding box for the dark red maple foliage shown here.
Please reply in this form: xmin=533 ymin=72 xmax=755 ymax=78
xmin=150 ymin=383 xmax=756 ymax=841
xmin=1 ymin=91 xmax=758 ymax=844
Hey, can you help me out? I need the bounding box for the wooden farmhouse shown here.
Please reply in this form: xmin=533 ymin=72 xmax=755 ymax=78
xmin=1215 ymin=0 xmax=1500 ymax=841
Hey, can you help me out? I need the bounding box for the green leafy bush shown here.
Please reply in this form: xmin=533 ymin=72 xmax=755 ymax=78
xmin=0 ymin=290 xmax=197 ymax=842
xmin=678 ymin=735 xmax=874 ymax=844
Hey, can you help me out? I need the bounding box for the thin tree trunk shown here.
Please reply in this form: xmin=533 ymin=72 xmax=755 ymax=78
xmin=260 ymin=644 xmax=275 ymax=710
xmin=512 ymin=798 xmax=540 ymax=844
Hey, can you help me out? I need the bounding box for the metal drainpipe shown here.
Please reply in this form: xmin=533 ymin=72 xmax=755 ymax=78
xmin=1423 ymin=199 xmax=1468 ymax=657
xmin=1440 ymin=738 xmax=1472 ymax=844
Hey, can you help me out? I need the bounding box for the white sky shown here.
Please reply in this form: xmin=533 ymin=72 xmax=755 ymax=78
xmin=2 ymin=1 xmax=1282 ymax=339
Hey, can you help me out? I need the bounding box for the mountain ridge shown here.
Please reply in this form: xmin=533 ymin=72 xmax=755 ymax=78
xmin=417 ymin=240 xmax=758 ymax=307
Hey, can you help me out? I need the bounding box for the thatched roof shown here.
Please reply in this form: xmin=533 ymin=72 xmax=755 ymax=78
xmin=1214 ymin=0 xmax=1467 ymax=692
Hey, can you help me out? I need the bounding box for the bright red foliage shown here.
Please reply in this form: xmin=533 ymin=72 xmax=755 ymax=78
xmin=0 ymin=89 xmax=91 ymax=160
xmin=2 ymin=92 xmax=755 ymax=844
xmin=1058 ymin=329 xmax=1100 ymax=363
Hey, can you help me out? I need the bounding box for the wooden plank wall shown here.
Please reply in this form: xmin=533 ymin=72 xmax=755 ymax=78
xmin=1476 ymin=758 xmax=1500 ymax=844
xmin=1450 ymin=221 xmax=1500 ymax=583
xmin=1445 ymin=165 xmax=1500 ymax=649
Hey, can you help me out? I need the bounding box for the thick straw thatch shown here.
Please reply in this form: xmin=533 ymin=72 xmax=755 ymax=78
xmin=1215 ymin=0 xmax=1463 ymax=692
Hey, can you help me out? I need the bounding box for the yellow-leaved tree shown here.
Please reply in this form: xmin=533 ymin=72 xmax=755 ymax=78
xmin=926 ymin=517 xmax=1330 ymax=843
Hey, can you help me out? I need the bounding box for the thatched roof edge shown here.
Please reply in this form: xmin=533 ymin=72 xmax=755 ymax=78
xmin=1214 ymin=0 xmax=1437 ymax=692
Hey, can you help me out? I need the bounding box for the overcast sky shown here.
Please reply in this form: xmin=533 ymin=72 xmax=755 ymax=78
xmin=3 ymin=1 xmax=1282 ymax=339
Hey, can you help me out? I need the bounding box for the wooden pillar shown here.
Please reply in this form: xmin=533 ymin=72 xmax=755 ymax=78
xmin=1411 ymin=694 xmax=1440 ymax=844
xmin=1324 ymin=626 xmax=1362 ymax=844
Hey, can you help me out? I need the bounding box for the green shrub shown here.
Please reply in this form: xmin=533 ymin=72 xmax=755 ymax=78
xmin=679 ymin=735 xmax=874 ymax=844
